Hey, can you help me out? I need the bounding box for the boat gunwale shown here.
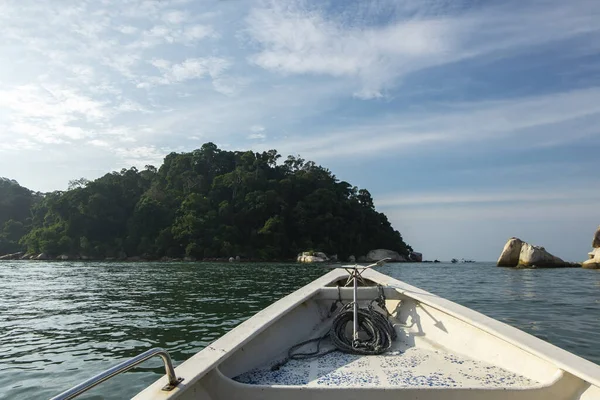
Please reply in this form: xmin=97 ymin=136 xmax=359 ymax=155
xmin=134 ymin=267 xmax=600 ymax=399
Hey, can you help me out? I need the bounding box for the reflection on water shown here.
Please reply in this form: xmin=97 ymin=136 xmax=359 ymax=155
xmin=0 ymin=261 xmax=599 ymax=399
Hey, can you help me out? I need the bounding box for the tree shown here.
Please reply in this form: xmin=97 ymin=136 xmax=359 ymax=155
xmin=68 ymin=178 xmax=90 ymax=190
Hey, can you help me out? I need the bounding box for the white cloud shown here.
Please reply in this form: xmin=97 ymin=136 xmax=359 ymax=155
xmin=163 ymin=10 xmax=188 ymax=24
xmin=248 ymin=133 xmax=266 ymax=140
xmin=129 ymin=23 xmax=215 ymax=49
xmin=148 ymin=58 xmax=173 ymax=73
xmin=115 ymin=145 xmax=167 ymax=168
xmin=244 ymin=1 xmax=465 ymax=98
xmin=246 ymin=0 xmax=600 ymax=99
xmin=171 ymin=58 xmax=228 ymax=81
xmin=143 ymin=57 xmax=231 ymax=88
xmin=88 ymin=139 xmax=111 ymax=148
xmin=184 ymin=25 xmax=215 ymax=41
xmin=101 ymin=53 xmax=141 ymax=78
xmin=0 ymin=138 xmax=38 ymax=152
xmin=211 ymin=75 xmax=248 ymax=96
xmin=116 ymin=99 xmax=151 ymax=113
xmin=0 ymin=84 xmax=109 ymax=145
xmin=248 ymin=124 xmax=266 ymax=139
xmin=117 ymin=25 xmax=138 ymax=35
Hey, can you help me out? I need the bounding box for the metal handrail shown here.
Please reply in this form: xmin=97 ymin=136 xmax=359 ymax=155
xmin=50 ymin=347 xmax=183 ymax=400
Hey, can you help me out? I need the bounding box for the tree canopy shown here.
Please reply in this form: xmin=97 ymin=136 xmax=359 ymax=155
xmin=0 ymin=178 xmax=40 ymax=254
xmin=2 ymin=144 xmax=411 ymax=260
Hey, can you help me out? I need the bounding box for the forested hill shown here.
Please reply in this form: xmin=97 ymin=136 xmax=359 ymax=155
xmin=1 ymin=143 xmax=411 ymax=260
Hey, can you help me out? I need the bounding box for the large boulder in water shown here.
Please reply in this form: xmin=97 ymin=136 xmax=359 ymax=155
xmin=35 ymin=253 xmax=49 ymax=260
xmin=583 ymin=248 xmax=600 ymax=269
xmin=498 ymin=238 xmax=574 ymax=268
xmin=365 ymin=249 xmax=406 ymax=262
xmin=297 ymin=251 xmax=328 ymax=263
xmin=518 ymin=243 xmax=570 ymax=268
xmin=497 ymin=238 xmax=523 ymax=267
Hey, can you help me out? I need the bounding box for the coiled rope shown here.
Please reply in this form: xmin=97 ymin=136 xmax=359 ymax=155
xmin=271 ymin=286 xmax=396 ymax=371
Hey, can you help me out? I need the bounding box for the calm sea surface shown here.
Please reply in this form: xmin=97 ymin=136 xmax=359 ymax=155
xmin=1 ymin=261 xmax=599 ymax=399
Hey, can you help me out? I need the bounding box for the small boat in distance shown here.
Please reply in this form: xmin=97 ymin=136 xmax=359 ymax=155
xmin=460 ymin=258 xmax=475 ymax=263
xmin=52 ymin=264 xmax=600 ymax=400
xmin=451 ymin=258 xmax=458 ymax=263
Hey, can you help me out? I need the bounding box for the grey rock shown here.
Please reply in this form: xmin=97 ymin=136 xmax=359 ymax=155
xmin=409 ymin=252 xmax=423 ymax=262
xmin=0 ymin=252 xmax=24 ymax=260
xmin=365 ymin=249 xmax=406 ymax=262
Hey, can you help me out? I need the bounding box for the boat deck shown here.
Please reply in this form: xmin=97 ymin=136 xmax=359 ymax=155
xmin=234 ymin=341 xmax=538 ymax=389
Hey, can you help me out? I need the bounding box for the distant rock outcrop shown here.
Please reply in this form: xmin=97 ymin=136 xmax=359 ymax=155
xmin=582 ymin=227 xmax=600 ymax=269
xmin=297 ymin=251 xmax=328 ymax=263
xmin=497 ymin=238 xmax=573 ymax=268
xmin=365 ymin=249 xmax=406 ymax=262
xmin=36 ymin=253 xmax=49 ymax=260
xmin=409 ymin=252 xmax=423 ymax=262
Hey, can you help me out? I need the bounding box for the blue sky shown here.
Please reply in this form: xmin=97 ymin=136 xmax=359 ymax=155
xmin=1 ymin=0 xmax=600 ymax=261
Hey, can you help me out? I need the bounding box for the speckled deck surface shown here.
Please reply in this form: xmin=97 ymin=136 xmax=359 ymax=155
xmin=234 ymin=345 xmax=538 ymax=388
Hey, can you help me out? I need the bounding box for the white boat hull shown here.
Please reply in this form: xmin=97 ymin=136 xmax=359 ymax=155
xmin=133 ymin=269 xmax=600 ymax=400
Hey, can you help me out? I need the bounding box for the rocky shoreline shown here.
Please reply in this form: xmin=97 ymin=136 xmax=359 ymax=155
xmin=0 ymin=248 xmax=422 ymax=264
xmin=0 ymin=252 xmax=296 ymax=263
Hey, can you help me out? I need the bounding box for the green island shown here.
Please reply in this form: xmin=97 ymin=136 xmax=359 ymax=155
xmin=0 ymin=143 xmax=411 ymax=261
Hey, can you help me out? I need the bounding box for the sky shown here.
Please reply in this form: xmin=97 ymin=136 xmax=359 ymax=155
xmin=1 ymin=0 xmax=600 ymax=261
